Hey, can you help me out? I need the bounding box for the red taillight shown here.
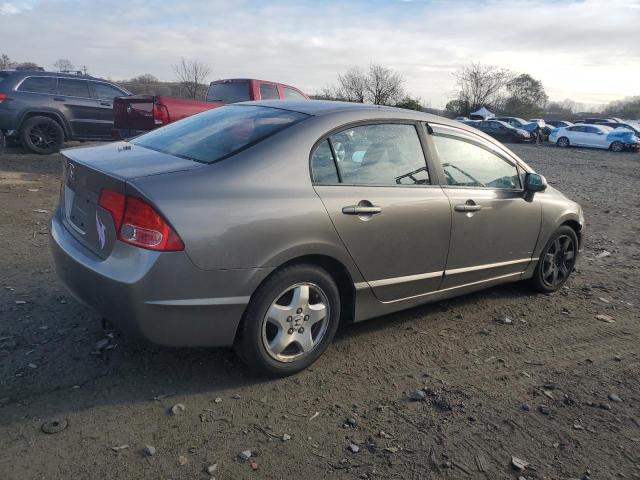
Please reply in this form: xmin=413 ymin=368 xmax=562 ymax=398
xmin=98 ymin=189 xmax=184 ymax=251
xmin=98 ymin=189 xmax=126 ymax=230
xmin=152 ymin=102 xmax=169 ymax=126
xmin=0 ymin=93 xmax=7 ymax=103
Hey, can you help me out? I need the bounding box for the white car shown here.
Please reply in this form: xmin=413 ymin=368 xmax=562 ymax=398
xmin=548 ymin=124 xmax=629 ymax=152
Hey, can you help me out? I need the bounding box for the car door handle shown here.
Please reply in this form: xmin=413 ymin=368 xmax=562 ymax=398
xmin=53 ymin=97 xmax=66 ymax=102
xmin=454 ymin=204 xmax=483 ymax=212
xmin=100 ymin=102 xmax=112 ymax=107
xmin=342 ymin=205 xmax=382 ymax=215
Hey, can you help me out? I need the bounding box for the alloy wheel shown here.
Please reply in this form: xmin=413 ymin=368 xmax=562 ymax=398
xmin=261 ymin=283 xmax=330 ymax=362
xmin=29 ymin=122 xmax=60 ymax=150
xmin=541 ymin=235 xmax=576 ymax=288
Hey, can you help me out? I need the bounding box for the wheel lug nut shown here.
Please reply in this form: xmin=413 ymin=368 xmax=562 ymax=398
xmin=304 ymin=315 xmax=309 ymax=321
xmin=286 ymin=316 xmax=293 ymax=322
xmin=296 ymin=308 xmax=303 ymax=314
xmin=288 ymin=328 xmax=294 ymax=334
xmin=298 ymin=327 xmax=304 ymax=334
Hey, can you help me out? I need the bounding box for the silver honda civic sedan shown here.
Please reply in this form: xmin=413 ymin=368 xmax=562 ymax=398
xmin=50 ymin=101 xmax=584 ymax=375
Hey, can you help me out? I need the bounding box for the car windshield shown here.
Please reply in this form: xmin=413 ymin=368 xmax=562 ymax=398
xmin=131 ymin=105 xmax=309 ymax=163
xmin=206 ymin=81 xmax=250 ymax=103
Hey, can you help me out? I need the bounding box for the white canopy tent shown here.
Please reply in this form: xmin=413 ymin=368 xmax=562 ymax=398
xmin=469 ymin=107 xmax=494 ymax=120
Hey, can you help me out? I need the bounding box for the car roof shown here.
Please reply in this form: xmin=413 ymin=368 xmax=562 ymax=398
xmin=0 ymin=69 xmax=106 ymax=81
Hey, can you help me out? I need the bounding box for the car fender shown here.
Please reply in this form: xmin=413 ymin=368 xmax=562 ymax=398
xmin=17 ymin=108 xmax=71 ymax=137
xmin=534 ymin=191 xmax=584 ymax=260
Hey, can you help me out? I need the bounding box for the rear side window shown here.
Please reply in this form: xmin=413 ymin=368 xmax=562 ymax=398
xmin=311 ymin=140 xmax=339 ymax=184
xmin=259 ymin=83 xmax=279 ymax=100
xmin=92 ymin=82 xmax=125 ymax=100
xmin=131 ymin=105 xmax=308 ymax=164
xmin=58 ymin=78 xmax=90 ymax=98
xmin=206 ymin=81 xmax=250 ymax=103
xmin=314 ymin=124 xmax=429 ymax=186
xmin=284 ymin=87 xmax=306 ymax=100
xmin=17 ymin=76 xmax=56 ymax=94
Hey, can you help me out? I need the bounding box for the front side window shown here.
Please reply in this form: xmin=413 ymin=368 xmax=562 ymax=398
xmin=326 ymin=124 xmax=429 ymax=186
xmin=57 ymin=78 xmax=90 ymax=98
xmin=259 ymin=83 xmax=279 ymax=100
xmin=432 ymin=132 xmax=521 ymax=189
xmin=17 ymin=76 xmax=56 ymax=94
xmin=284 ymin=87 xmax=306 ymax=100
xmin=92 ymin=82 xmax=126 ymax=100
xmin=132 ymin=105 xmax=308 ymax=164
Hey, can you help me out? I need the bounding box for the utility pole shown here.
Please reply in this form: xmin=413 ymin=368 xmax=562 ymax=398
xmin=80 ymin=65 xmax=88 ymax=75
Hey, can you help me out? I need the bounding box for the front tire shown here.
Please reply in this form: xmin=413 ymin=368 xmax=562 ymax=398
xmin=235 ymin=264 xmax=341 ymax=376
xmin=19 ymin=116 xmax=64 ymax=154
xmin=531 ymin=226 xmax=578 ymax=293
xmin=557 ymin=137 xmax=570 ymax=148
xmin=610 ymin=141 xmax=624 ymax=152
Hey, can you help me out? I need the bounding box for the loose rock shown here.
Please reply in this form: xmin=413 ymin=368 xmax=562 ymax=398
xmin=511 ymin=455 xmax=529 ymax=471
xmin=282 ymin=433 xmax=291 ymax=441
xmin=239 ymin=450 xmax=251 ymax=461
xmin=348 ymin=443 xmax=360 ymax=453
xmin=595 ymin=314 xmax=615 ymax=323
xmin=170 ymin=403 xmax=186 ymax=415
xmin=143 ymin=445 xmax=156 ymax=456
xmin=206 ymin=464 xmax=218 ymax=475
xmin=538 ymin=405 xmax=550 ymax=415
xmin=408 ymin=390 xmax=427 ymax=401
xmin=178 ymin=455 xmax=188 ymax=465
xmin=608 ymin=393 xmax=622 ymax=403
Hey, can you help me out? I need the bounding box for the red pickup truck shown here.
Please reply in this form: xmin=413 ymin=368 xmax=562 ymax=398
xmin=113 ymin=78 xmax=308 ymax=139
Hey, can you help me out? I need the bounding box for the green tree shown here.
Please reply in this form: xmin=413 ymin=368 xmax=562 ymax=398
xmin=503 ymin=74 xmax=548 ymax=117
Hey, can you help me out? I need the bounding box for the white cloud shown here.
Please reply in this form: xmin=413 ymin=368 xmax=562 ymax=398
xmin=0 ymin=0 xmax=639 ymax=107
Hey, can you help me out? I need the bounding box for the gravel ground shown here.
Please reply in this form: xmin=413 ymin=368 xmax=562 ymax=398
xmin=0 ymin=142 xmax=639 ymax=479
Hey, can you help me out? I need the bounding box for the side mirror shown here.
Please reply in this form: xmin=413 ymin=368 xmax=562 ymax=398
xmin=524 ymin=173 xmax=547 ymax=193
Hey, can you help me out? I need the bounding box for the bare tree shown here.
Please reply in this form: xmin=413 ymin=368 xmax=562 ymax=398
xmin=173 ymin=57 xmax=211 ymax=99
xmin=337 ymin=67 xmax=368 ymax=103
xmin=453 ymin=63 xmax=514 ymax=113
xmin=0 ymin=53 xmax=14 ymax=69
xmin=53 ymin=58 xmax=75 ymax=72
xmin=366 ymin=64 xmax=405 ymax=105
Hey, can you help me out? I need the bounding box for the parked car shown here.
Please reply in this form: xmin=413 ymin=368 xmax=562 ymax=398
xmin=575 ymin=117 xmax=623 ymax=125
xmin=495 ymin=116 xmax=549 ymax=140
xmin=546 ymin=120 xmax=573 ymax=128
xmin=549 ymin=124 xmax=638 ymax=152
xmin=0 ymin=70 xmax=131 ymax=154
xmin=112 ymin=78 xmax=308 ymax=139
xmin=598 ymin=122 xmax=640 ymax=136
xmin=454 ymin=116 xmax=469 ymax=121
xmin=473 ymin=119 xmax=531 ymax=142
xmin=51 ymin=101 xmax=584 ymax=375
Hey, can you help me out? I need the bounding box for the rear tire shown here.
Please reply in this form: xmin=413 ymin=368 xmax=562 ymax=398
xmin=557 ymin=137 xmax=570 ymax=148
xmin=610 ymin=141 xmax=624 ymax=152
xmin=19 ymin=116 xmax=64 ymax=155
xmin=530 ymin=226 xmax=578 ymax=293
xmin=235 ymin=264 xmax=341 ymax=376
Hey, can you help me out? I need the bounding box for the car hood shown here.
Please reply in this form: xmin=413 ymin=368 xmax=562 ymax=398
xmin=62 ymin=141 xmax=205 ymax=180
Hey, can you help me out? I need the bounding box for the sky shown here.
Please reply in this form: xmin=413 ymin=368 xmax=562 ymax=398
xmin=1 ymin=0 xmax=639 ymax=108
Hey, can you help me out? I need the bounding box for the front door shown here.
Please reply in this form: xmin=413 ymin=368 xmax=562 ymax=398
xmin=311 ymin=123 xmax=451 ymax=302
xmin=89 ymin=81 xmax=128 ymax=138
xmin=430 ymin=125 xmax=541 ymax=288
xmin=56 ymin=77 xmax=106 ymax=138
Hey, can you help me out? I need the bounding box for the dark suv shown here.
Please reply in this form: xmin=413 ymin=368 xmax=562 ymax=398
xmin=0 ymin=70 xmax=130 ymax=154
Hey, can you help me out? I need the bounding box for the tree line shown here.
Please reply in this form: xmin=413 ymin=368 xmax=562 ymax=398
xmin=2 ymin=52 xmax=637 ymax=119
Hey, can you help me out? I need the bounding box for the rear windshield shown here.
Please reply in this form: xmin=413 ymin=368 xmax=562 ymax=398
xmin=131 ymin=105 xmax=309 ymax=164
xmin=0 ymin=72 xmax=12 ymax=83
xmin=206 ymin=81 xmax=250 ymax=103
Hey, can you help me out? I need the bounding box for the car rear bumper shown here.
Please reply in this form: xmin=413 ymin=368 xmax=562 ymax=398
xmin=50 ymin=208 xmax=273 ymax=347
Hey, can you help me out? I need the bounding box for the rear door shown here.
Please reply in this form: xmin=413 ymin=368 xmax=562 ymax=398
xmin=312 ymin=122 xmax=451 ymax=302
xmin=89 ymin=81 xmax=128 ymax=138
xmin=56 ymin=77 xmax=105 ymax=138
xmin=430 ymin=124 xmax=540 ymax=288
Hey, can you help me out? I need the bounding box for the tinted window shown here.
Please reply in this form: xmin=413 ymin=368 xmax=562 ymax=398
xmin=259 ymin=83 xmax=279 ymax=100
xmin=568 ymin=126 xmax=585 ymax=132
xmin=206 ymin=81 xmax=250 ymax=103
xmin=585 ymin=126 xmax=600 ymax=134
xmin=132 ymin=105 xmax=308 ymax=164
xmin=432 ymin=133 xmax=520 ymax=189
xmin=329 ymin=124 xmax=429 ymax=186
xmin=92 ymin=82 xmax=125 ymax=100
xmin=57 ymin=78 xmax=90 ymax=98
xmin=311 ymin=140 xmax=339 ymax=184
xmin=284 ymin=87 xmax=306 ymax=100
xmin=17 ymin=76 xmax=56 ymax=94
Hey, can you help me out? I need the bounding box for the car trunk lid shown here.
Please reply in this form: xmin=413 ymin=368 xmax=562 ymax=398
xmin=59 ymin=142 xmax=203 ymax=258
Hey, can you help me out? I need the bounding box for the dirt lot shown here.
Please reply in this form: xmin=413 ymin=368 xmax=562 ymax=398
xmin=0 ymin=142 xmax=639 ymax=480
